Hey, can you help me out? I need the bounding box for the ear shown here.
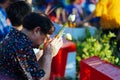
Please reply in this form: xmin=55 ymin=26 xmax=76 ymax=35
xmin=33 ymin=27 xmax=41 ymax=34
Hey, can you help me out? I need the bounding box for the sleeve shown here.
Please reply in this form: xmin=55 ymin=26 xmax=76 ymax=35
xmin=16 ymin=46 xmax=45 ymax=80
xmin=94 ymin=0 xmax=108 ymax=17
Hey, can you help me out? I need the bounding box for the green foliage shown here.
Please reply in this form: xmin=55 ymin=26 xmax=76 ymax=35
xmin=73 ymin=27 xmax=120 ymax=76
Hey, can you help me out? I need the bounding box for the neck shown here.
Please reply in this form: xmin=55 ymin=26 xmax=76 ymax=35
xmin=21 ymin=28 xmax=32 ymax=40
xmin=26 ymin=0 xmax=32 ymax=4
xmin=21 ymin=28 xmax=37 ymax=48
xmin=14 ymin=25 xmax=23 ymax=31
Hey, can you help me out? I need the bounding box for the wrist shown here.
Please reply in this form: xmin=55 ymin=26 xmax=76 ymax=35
xmin=42 ymin=52 xmax=52 ymax=61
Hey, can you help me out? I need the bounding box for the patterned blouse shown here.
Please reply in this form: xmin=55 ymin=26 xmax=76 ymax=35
xmin=0 ymin=28 xmax=45 ymax=80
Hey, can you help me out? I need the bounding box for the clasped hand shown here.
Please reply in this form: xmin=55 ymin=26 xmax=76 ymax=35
xmin=43 ymin=37 xmax=63 ymax=57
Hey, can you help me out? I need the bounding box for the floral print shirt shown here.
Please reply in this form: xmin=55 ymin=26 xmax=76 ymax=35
xmin=0 ymin=28 xmax=45 ymax=80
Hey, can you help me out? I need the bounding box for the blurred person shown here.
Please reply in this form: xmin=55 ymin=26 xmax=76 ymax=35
xmin=44 ymin=0 xmax=54 ymax=15
xmin=6 ymin=0 xmax=44 ymax=62
xmin=83 ymin=0 xmax=120 ymax=54
xmin=0 ymin=12 xmax=63 ymax=80
xmin=65 ymin=0 xmax=84 ymax=27
xmin=0 ymin=0 xmax=12 ymax=41
xmin=83 ymin=0 xmax=98 ymax=16
xmin=53 ymin=0 xmax=67 ymax=24
xmin=33 ymin=0 xmax=53 ymax=14
xmin=73 ymin=0 xmax=84 ymax=25
xmin=82 ymin=0 xmax=100 ymax=27
xmin=6 ymin=0 xmax=32 ymax=31
xmin=83 ymin=0 xmax=120 ymax=35
xmin=33 ymin=0 xmax=45 ymax=11
xmin=34 ymin=0 xmax=66 ymax=24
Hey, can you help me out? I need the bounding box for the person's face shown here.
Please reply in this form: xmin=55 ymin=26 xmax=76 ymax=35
xmin=31 ymin=27 xmax=50 ymax=48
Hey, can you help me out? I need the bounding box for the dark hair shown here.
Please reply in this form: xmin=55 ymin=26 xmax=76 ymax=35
xmin=0 ymin=0 xmax=7 ymax=4
xmin=23 ymin=12 xmax=54 ymax=35
xmin=6 ymin=1 xmax=32 ymax=26
xmin=35 ymin=0 xmax=46 ymax=7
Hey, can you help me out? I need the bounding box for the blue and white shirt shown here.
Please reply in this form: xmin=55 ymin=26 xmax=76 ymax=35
xmin=0 ymin=6 xmax=11 ymax=41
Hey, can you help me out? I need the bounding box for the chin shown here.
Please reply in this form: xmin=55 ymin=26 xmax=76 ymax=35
xmin=33 ymin=44 xmax=39 ymax=48
xmin=36 ymin=45 xmax=40 ymax=48
xmin=33 ymin=42 xmax=43 ymax=48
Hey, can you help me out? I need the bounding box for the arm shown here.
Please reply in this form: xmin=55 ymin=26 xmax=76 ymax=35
xmin=84 ymin=0 xmax=108 ymax=22
xmin=83 ymin=12 xmax=96 ymax=23
xmin=45 ymin=4 xmax=52 ymax=15
xmin=38 ymin=37 xmax=63 ymax=80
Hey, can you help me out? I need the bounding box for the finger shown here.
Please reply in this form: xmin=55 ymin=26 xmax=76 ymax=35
xmin=50 ymin=37 xmax=58 ymax=44
xmin=57 ymin=38 xmax=63 ymax=47
xmin=53 ymin=37 xmax=63 ymax=47
xmin=54 ymin=37 xmax=62 ymax=44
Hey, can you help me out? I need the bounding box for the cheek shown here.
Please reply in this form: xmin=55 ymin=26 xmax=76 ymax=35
xmin=37 ymin=36 xmax=46 ymax=45
xmin=33 ymin=32 xmax=46 ymax=46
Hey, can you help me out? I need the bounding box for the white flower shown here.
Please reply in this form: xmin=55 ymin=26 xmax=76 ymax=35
xmin=65 ymin=33 xmax=72 ymax=40
xmin=68 ymin=14 xmax=76 ymax=22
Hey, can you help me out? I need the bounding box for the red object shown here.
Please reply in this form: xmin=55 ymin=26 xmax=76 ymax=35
xmin=49 ymin=14 xmax=56 ymax=22
xmin=50 ymin=40 xmax=76 ymax=80
xmin=80 ymin=56 xmax=120 ymax=80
